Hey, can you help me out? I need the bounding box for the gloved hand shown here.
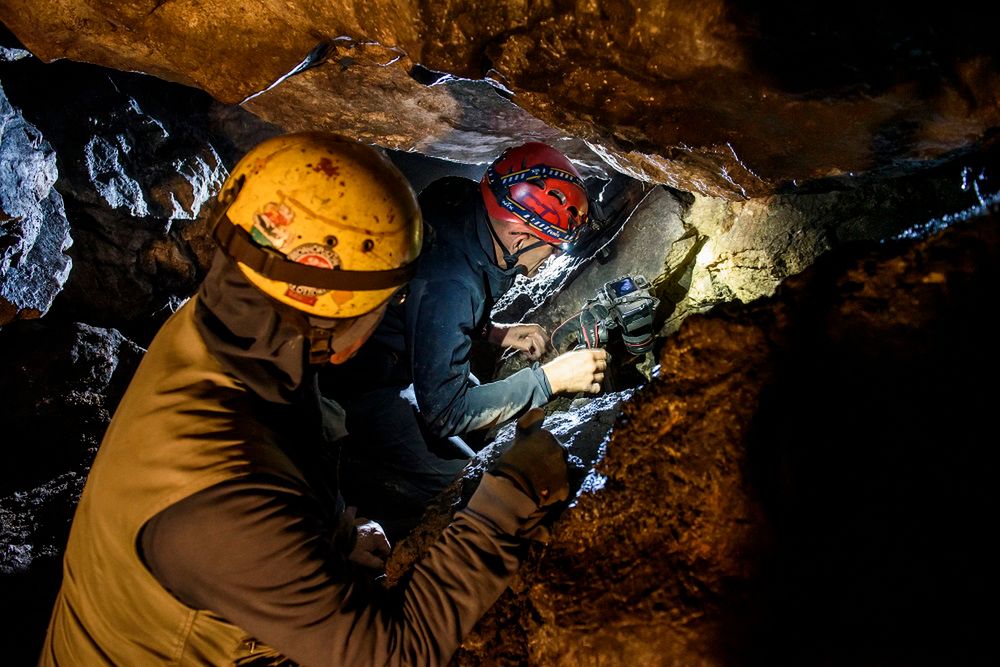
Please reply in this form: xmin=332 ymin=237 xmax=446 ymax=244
xmin=490 ymin=408 xmax=569 ymax=507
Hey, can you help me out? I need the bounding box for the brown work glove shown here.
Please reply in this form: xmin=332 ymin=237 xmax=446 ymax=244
xmin=490 ymin=408 xmax=569 ymax=508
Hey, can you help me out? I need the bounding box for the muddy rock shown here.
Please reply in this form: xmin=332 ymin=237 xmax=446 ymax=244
xmin=388 ymin=207 xmax=1000 ymax=665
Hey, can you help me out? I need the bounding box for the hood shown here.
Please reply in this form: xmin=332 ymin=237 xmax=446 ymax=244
xmin=194 ymin=251 xmax=312 ymax=404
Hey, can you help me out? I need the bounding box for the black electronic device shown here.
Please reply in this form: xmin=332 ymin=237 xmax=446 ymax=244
xmin=551 ymin=274 xmax=659 ymax=356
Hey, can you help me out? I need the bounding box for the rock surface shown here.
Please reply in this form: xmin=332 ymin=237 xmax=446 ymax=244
xmin=0 ymin=55 xmax=234 ymax=341
xmin=3 ymin=1 xmax=998 ymax=197
xmin=387 ymin=207 xmax=1000 ymax=665
xmin=0 ymin=79 xmax=71 ymax=325
xmin=0 ymin=320 xmax=143 ymax=662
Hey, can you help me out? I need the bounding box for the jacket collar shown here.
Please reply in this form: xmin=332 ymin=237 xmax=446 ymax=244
xmin=194 ymin=251 xmax=313 ymax=404
xmin=471 ymin=195 xmax=524 ymax=300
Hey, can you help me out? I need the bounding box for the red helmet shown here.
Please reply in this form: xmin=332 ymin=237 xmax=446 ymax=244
xmin=480 ymin=142 xmax=588 ymax=248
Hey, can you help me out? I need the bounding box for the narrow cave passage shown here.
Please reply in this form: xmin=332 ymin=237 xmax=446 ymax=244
xmin=2 ymin=9 xmax=1000 ymax=665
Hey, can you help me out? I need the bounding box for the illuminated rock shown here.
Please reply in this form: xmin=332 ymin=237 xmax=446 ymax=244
xmin=2 ymin=1 xmax=997 ymax=197
xmin=0 ymin=79 xmax=71 ymax=324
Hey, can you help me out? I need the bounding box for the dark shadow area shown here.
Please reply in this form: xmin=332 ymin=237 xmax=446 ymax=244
xmin=725 ymin=0 xmax=999 ymax=99
xmin=0 ymin=321 xmax=141 ymax=495
xmin=4 ymin=559 xmax=63 ymax=664
xmin=737 ymin=222 xmax=998 ymax=664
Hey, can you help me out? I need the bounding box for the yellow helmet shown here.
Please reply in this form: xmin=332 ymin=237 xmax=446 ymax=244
xmin=211 ymin=132 xmax=421 ymax=318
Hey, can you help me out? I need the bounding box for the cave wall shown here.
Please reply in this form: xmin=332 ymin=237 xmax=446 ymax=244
xmin=398 ymin=208 xmax=999 ymax=666
xmin=2 ymin=1 xmax=998 ymax=198
xmin=0 ymin=50 xmax=71 ymax=324
xmin=1 ymin=5 xmax=999 ymax=665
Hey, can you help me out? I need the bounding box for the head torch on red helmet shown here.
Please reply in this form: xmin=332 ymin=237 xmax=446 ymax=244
xmin=480 ymin=142 xmax=589 ymax=250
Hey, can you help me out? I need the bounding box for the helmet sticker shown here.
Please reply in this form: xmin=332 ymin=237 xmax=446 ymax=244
xmin=252 ymin=202 xmax=295 ymax=250
xmin=284 ymin=243 xmax=340 ymax=306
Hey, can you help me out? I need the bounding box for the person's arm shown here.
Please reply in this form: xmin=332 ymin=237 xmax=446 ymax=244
xmin=405 ymin=279 xmax=552 ymax=437
xmin=141 ymin=472 xmax=539 ymax=667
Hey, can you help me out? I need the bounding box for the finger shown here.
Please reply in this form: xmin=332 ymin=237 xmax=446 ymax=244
xmin=589 ymin=381 xmax=601 ymax=393
xmin=369 ymin=528 xmax=391 ymax=555
xmin=594 ymin=371 xmax=605 ymax=383
xmin=517 ymin=407 xmax=546 ymax=434
xmin=592 ymin=349 xmax=608 ymax=360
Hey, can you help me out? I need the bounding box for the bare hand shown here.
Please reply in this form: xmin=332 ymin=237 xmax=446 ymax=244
xmin=491 ymin=323 xmax=549 ymax=360
xmin=347 ymin=512 xmax=391 ymax=569
xmin=541 ymin=348 xmax=608 ymax=395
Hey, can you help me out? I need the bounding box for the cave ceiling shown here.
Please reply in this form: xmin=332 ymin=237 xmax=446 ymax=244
xmin=2 ymin=0 xmax=997 ymax=199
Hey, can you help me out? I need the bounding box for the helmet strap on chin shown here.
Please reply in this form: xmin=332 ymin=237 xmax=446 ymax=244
xmin=484 ymin=215 xmax=518 ymax=270
xmin=484 ymin=216 xmax=550 ymax=272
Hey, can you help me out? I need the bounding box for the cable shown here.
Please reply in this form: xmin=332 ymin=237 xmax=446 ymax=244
xmin=549 ymin=309 xmax=585 ymax=352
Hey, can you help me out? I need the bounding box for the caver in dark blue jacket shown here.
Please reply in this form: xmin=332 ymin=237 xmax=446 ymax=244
xmin=321 ymin=177 xmax=552 ymax=538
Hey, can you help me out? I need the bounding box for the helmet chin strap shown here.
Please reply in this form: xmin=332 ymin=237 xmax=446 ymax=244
xmin=307 ymin=307 xmax=385 ymax=365
xmin=485 ymin=217 xmax=547 ymax=271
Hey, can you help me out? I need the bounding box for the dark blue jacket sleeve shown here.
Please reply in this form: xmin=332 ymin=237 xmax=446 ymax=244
xmin=406 ymin=278 xmax=551 ymax=437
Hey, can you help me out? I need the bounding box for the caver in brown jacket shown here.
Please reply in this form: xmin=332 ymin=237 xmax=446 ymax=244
xmin=40 ymin=254 xmax=539 ymax=666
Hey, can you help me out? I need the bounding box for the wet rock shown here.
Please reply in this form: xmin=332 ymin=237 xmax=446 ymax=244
xmin=0 ymin=81 xmax=71 ymax=325
xmin=3 ymin=2 xmax=998 ymax=197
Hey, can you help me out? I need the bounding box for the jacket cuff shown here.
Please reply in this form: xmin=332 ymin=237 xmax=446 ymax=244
xmin=531 ymin=362 xmax=553 ymax=399
xmin=465 ymin=473 xmax=539 ymax=535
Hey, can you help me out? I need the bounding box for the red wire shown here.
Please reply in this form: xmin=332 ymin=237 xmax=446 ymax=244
xmin=549 ymin=309 xmax=585 ymax=350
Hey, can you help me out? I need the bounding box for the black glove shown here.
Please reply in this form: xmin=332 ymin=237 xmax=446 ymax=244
xmin=490 ymin=408 xmax=569 ymax=507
